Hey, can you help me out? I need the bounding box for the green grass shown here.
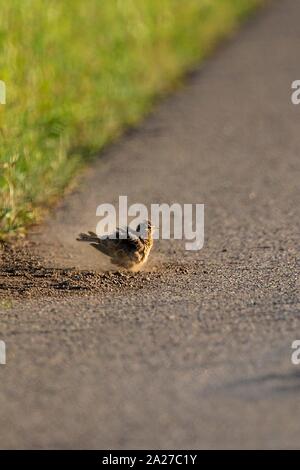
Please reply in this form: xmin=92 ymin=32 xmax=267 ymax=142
xmin=0 ymin=0 xmax=263 ymax=238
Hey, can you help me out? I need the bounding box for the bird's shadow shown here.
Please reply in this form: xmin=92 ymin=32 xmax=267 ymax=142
xmin=0 ymin=240 xmax=141 ymax=298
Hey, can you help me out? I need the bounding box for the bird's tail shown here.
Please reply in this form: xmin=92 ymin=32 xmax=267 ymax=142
xmin=76 ymin=231 xmax=99 ymax=243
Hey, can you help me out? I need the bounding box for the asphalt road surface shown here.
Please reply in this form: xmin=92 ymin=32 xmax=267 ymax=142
xmin=1 ymin=0 xmax=300 ymax=449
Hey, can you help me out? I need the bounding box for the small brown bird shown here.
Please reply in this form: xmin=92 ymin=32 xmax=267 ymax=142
xmin=77 ymin=220 xmax=154 ymax=271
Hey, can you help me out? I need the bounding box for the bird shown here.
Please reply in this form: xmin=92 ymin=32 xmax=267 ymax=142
xmin=77 ymin=220 xmax=154 ymax=271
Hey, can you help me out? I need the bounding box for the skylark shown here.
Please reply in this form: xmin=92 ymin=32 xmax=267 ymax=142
xmin=77 ymin=220 xmax=154 ymax=271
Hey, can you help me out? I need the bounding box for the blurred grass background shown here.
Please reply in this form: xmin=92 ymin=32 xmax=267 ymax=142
xmin=0 ymin=0 xmax=263 ymax=238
